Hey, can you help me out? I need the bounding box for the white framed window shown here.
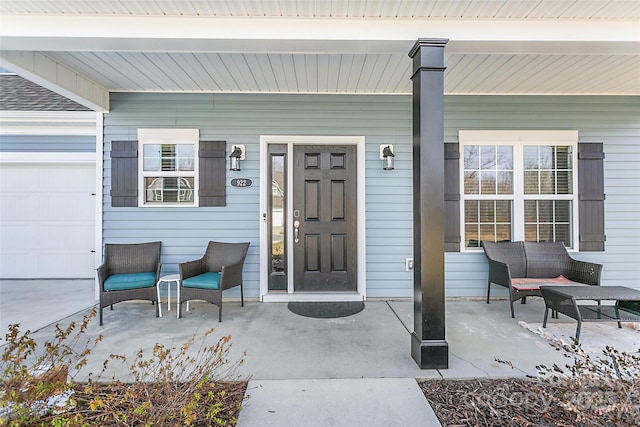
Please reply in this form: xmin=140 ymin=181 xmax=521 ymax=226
xmin=138 ymin=129 xmax=199 ymax=207
xmin=459 ymin=130 xmax=579 ymax=250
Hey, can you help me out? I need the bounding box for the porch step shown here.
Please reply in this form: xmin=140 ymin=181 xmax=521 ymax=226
xmin=236 ymin=377 xmax=441 ymax=427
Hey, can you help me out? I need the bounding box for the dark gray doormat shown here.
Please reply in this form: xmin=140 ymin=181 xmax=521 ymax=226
xmin=287 ymin=301 xmax=365 ymax=319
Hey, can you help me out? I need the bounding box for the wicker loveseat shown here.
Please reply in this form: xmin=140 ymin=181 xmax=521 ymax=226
xmin=97 ymin=241 xmax=162 ymax=325
xmin=483 ymin=241 xmax=603 ymax=318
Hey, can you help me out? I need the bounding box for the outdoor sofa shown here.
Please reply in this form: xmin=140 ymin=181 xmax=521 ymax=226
xmin=483 ymin=241 xmax=603 ymax=318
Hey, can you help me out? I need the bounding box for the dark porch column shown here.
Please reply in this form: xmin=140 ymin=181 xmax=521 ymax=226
xmin=409 ymin=38 xmax=449 ymax=369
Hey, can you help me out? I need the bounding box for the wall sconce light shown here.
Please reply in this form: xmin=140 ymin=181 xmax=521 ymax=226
xmin=229 ymin=144 xmax=245 ymax=171
xmin=380 ymin=144 xmax=395 ymax=170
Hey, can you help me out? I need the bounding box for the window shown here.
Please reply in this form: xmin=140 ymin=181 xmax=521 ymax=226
xmin=111 ymin=135 xmax=226 ymax=208
xmin=138 ymin=129 xmax=199 ymax=207
xmin=459 ymin=131 xmax=578 ymax=250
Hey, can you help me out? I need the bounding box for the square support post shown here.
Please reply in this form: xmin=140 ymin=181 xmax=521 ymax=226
xmin=409 ymin=38 xmax=449 ymax=369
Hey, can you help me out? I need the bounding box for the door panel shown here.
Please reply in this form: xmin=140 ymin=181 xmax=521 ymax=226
xmin=293 ymin=145 xmax=357 ymax=292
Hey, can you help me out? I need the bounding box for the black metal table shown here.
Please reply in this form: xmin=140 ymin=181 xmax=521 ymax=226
xmin=540 ymin=285 xmax=640 ymax=342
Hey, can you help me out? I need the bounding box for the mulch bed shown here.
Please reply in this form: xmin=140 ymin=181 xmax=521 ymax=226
xmin=419 ymin=378 xmax=575 ymax=427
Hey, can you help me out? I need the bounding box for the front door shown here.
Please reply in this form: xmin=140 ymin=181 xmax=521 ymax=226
xmin=292 ymin=145 xmax=357 ymax=292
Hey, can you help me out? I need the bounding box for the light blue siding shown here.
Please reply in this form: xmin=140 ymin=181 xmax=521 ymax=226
xmin=103 ymin=93 xmax=640 ymax=298
xmin=444 ymin=95 xmax=640 ymax=296
xmin=0 ymin=135 xmax=95 ymax=152
xmin=103 ymin=93 xmax=414 ymax=298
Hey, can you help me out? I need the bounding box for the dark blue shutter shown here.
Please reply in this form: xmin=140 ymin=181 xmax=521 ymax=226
xmin=110 ymin=140 xmax=138 ymax=207
xmin=578 ymin=142 xmax=605 ymax=251
xmin=444 ymin=143 xmax=461 ymax=252
xmin=199 ymin=141 xmax=226 ymax=207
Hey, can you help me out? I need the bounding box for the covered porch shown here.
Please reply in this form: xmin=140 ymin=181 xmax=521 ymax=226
xmin=1 ymin=0 xmax=638 ymax=374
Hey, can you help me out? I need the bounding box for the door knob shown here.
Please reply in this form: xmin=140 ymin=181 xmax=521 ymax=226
xmin=294 ymin=220 xmax=300 ymax=243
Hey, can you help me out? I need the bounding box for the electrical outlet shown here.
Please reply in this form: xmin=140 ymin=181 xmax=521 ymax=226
xmin=405 ymin=258 xmax=414 ymax=271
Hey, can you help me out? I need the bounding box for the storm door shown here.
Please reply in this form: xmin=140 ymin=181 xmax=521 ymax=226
xmin=292 ymin=145 xmax=357 ymax=292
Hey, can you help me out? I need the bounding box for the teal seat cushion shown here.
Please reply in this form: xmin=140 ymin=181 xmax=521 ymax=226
xmin=182 ymin=272 xmax=221 ymax=290
xmin=104 ymin=272 xmax=157 ymax=291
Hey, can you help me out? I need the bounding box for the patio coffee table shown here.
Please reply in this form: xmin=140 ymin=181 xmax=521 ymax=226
xmin=540 ymin=285 xmax=640 ymax=342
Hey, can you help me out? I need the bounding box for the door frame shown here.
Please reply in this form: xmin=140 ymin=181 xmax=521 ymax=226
xmin=259 ymin=135 xmax=366 ymax=302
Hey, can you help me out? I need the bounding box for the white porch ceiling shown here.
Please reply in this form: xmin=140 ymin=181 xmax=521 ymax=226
xmin=1 ymin=1 xmax=638 ymax=111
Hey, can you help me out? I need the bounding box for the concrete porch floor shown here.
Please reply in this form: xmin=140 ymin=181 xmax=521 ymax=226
xmin=0 ymin=279 xmax=613 ymax=426
xmin=1 ymin=279 xmax=571 ymax=379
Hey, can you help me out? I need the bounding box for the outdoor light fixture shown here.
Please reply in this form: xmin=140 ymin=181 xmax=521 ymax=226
xmin=229 ymin=144 xmax=245 ymax=171
xmin=380 ymin=144 xmax=395 ymax=170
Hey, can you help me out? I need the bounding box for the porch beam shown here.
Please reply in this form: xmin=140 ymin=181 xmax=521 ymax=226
xmin=409 ymin=38 xmax=449 ymax=370
xmin=1 ymin=15 xmax=637 ymax=53
xmin=0 ymin=50 xmax=109 ymax=112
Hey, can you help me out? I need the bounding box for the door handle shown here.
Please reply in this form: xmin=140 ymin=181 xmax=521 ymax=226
xmin=294 ymin=220 xmax=300 ymax=243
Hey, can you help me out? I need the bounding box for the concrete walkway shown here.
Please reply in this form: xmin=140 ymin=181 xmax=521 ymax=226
xmin=0 ymin=279 xmax=95 ymax=338
xmin=1 ymin=280 xmax=592 ymax=426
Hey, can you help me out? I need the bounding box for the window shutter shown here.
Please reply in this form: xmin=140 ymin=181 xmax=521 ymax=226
xmin=199 ymin=140 xmax=227 ymax=207
xmin=578 ymin=142 xmax=605 ymax=251
xmin=110 ymin=140 xmax=138 ymax=207
xmin=444 ymin=143 xmax=461 ymax=252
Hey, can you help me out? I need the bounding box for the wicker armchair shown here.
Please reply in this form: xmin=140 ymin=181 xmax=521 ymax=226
xmin=97 ymin=241 xmax=162 ymax=325
xmin=178 ymin=241 xmax=250 ymax=321
xmin=483 ymin=241 xmax=602 ymax=318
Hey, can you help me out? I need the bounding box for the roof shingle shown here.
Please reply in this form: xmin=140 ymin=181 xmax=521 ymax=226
xmin=0 ymin=74 xmax=91 ymax=111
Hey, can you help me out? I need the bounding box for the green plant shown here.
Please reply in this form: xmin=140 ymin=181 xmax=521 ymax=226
xmin=538 ymin=343 xmax=640 ymax=426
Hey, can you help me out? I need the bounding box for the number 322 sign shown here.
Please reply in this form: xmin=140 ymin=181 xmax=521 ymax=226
xmin=230 ymin=178 xmax=253 ymax=188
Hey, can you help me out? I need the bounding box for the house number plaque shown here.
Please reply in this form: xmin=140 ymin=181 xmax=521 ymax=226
xmin=230 ymin=178 xmax=253 ymax=188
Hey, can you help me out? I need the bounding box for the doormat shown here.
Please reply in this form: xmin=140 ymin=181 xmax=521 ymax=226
xmin=287 ymin=301 xmax=365 ymax=319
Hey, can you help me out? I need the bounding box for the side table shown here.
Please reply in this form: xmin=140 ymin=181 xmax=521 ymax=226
xmin=156 ymin=274 xmax=181 ymax=318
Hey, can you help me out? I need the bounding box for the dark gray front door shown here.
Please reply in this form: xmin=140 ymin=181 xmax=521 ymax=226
xmin=292 ymin=145 xmax=357 ymax=292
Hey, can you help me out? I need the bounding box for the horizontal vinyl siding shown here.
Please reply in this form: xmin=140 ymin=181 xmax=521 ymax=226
xmin=104 ymin=93 xmax=640 ymax=299
xmin=444 ymin=96 xmax=640 ymax=296
xmin=103 ymin=93 xmax=414 ymax=298
xmin=0 ymin=135 xmax=95 ymax=152
xmin=0 ymin=111 xmax=97 ymax=152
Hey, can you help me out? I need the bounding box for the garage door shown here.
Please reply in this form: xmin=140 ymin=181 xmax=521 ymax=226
xmin=0 ymin=163 xmax=96 ymax=278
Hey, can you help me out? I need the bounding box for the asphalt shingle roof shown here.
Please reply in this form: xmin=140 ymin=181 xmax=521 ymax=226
xmin=0 ymin=74 xmax=91 ymax=111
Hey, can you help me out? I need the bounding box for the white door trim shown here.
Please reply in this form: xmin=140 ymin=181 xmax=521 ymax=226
xmin=259 ymin=135 xmax=366 ymax=302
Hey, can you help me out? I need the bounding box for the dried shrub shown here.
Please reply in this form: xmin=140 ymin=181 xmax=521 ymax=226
xmin=538 ymin=343 xmax=640 ymax=426
xmin=1 ymin=308 xmax=247 ymax=426
xmin=1 ymin=307 xmax=101 ymax=425
xmin=75 ymin=329 xmax=247 ymax=426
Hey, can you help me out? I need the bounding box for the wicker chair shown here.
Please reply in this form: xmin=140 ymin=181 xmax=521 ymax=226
xmin=97 ymin=241 xmax=162 ymax=325
xmin=483 ymin=241 xmax=602 ymax=318
xmin=178 ymin=241 xmax=250 ymax=322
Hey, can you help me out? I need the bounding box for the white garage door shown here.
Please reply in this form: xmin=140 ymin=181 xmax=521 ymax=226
xmin=0 ymin=163 xmax=96 ymax=278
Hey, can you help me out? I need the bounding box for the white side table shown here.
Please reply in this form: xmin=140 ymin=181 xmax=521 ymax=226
xmin=156 ymin=274 xmax=181 ymax=318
